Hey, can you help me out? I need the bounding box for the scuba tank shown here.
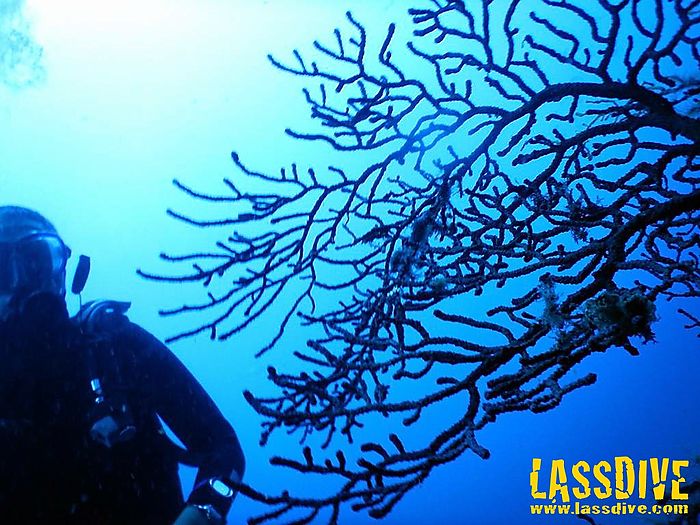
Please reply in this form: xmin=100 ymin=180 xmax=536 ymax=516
xmin=74 ymin=299 xmax=137 ymax=448
xmin=71 ymin=254 xmax=137 ymax=448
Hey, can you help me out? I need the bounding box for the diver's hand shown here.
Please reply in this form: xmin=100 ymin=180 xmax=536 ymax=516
xmin=172 ymin=505 xmax=214 ymax=525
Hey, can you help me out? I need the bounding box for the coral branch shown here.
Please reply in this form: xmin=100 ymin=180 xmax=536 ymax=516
xmin=144 ymin=0 xmax=700 ymax=522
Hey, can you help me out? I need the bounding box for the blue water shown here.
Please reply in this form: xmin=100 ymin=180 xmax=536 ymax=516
xmin=1 ymin=1 xmax=698 ymax=524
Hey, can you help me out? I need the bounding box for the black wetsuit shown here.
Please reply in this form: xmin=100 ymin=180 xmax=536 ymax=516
xmin=0 ymin=296 xmax=244 ymax=524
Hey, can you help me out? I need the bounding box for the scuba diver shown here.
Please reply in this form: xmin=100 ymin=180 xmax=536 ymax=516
xmin=0 ymin=206 xmax=245 ymax=525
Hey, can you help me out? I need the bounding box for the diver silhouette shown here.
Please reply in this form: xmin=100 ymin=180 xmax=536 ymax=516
xmin=0 ymin=206 xmax=245 ymax=525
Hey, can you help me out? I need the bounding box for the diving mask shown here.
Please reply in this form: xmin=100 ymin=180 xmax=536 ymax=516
xmin=0 ymin=233 xmax=71 ymax=296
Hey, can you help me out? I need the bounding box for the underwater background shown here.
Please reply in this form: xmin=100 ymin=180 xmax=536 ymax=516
xmin=1 ymin=0 xmax=699 ymax=524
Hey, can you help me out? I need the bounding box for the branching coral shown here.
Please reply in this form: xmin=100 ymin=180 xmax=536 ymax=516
xmin=140 ymin=0 xmax=700 ymax=522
